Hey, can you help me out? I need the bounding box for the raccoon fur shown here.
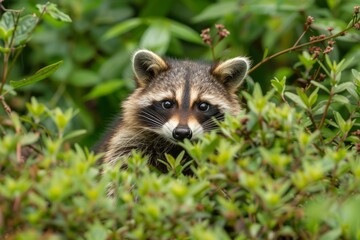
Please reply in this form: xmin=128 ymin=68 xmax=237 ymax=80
xmin=97 ymin=49 xmax=250 ymax=173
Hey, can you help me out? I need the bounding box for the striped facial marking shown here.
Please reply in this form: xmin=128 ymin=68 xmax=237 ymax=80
xmin=137 ymin=70 xmax=224 ymax=142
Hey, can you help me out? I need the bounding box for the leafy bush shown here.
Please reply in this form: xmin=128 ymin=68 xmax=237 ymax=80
xmin=1 ymin=1 xmax=360 ymax=240
xmin=4 ymin=0 xmax=360 ymax=146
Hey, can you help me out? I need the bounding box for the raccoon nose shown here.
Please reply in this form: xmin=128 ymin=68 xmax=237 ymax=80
xmin=173 ymin=126 xmax=192 ymax=141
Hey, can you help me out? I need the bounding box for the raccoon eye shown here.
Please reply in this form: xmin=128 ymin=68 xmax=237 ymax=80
xmin=197 ymin=102 xmax=210 ymax=112
xmin=162 ymin=100 xmax=174 ymax=109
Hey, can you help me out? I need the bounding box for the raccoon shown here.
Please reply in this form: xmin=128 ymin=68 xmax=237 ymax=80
xmin=97 ymin=49 xmax=250 ymax=173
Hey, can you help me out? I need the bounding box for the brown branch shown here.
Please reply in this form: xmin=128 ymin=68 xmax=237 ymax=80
xmin=248 ymin=24 xmax=357 ymax=75
xmin=318 ymin=88 xmax=334 ymax=129
xmin=0 ymin=8 xmax=22 ymax=94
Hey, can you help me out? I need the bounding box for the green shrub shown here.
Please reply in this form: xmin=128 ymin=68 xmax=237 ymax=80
xmin=1 ymin=1 xmax=360 ymax=240
xmin=2 ymin=67 xmax=360 ymax=238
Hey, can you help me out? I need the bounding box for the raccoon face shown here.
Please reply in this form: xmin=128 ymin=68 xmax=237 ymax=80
xmin=126 ymin=49 xmax=250 ymax=142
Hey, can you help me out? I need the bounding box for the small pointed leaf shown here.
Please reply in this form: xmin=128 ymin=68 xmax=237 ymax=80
xmin=36 ymin=3 xmax=72 ymax=23
xmin=10 ymin=61 xmax=63 ymax=89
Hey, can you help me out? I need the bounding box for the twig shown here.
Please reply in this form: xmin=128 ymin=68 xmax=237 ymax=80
xmin=318 ymin=88 xmax=334 ymax=129
xmin=0 ymin=95 xmax=11 ymax=115
xmin=0 ymin=8 xmax=22 ymax=94
xmin=248 ymin=24 xmax=357 ymax=75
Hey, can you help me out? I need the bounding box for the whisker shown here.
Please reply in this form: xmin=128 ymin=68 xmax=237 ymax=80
xmin=137 ymin=111 xmax=164 ymax=127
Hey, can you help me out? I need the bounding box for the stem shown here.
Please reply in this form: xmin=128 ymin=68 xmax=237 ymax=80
xmin=0 ymin=2 xmax=48 ymax=95
xmin=312 ymin=64 xmax=322 ymax=81
xmin=318 ymin=88 xmax=334 ymax=129
xmin=0 ymin=95 xmax=11 ymax=115
xmin=0 ymin=47 xmax=10 ymax=94
xmin=307 ymin=110 xmax=318 ymax=131
xmin=210 ymin=46 xmax=216 ymax=62
xmin=7 ymin=45 xmax=25 ymax=79
xmin=292 ymin=25 xmax=310 ymax=48
xmin=0 ymin=9 xmax=22 ymax=95
xmin=248 ymin=24 xmax=357 ymax=75
xmin=336 ymin=132 xmax=349 ymax=151
xmin=258 ymin=114 xmax=267 ymax=146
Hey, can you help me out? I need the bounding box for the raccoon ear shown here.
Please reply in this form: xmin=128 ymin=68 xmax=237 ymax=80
xmin=132 ymin=49 xmax=169 ymax=87
xmin=212 ymin=57 xmax=250 ymax=92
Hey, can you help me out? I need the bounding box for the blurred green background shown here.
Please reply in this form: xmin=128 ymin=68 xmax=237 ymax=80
xmin=4 ymin=0 xmax=360 ymax=147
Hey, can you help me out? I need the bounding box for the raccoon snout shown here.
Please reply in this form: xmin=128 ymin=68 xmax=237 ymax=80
xmin=173 ymin=126 xmax=192 ymax=141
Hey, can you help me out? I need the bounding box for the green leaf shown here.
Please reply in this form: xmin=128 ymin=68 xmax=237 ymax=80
xmin=20 ymin=133 xmax=39 ymax=145
xmin=271 ymin=79 xmax=283 ymax=94
xmin=334 ymin=112 xmax=346 ymax=132
xmin=308 ymin=88 xmax=319 ymax=107
xmin=103 ymin=18 xmax=143 ymax=40
xmin=14 ymin=14 xmax=38 ymax=45
xmin=316 ymin=59 xmax=331 ymax=76
xmin=352 ymin=69 xmax=360 ymax=81
xmin=271 ymin=77 xmax=286 ymax=95
xmin=285 ymin=92 xmax=307 ymax=109
xmin=325 ymin=54 xmax=334 ymax=72
xmin=296 ymin=88 xmax=310 ymax=108
xmin=332 ymin=95 xmax=350 ymax=104
xmin=336 ymin=57 xmax=354 ymax=72
xmin=334 ymin=82 xmax=354 ymax=94
xmin=140 ymin=23 xmax=170 ymax=54
xmin=69 ymin=69 xmax=101 ymax=87
xmin=299 ymin=51 xmax=316 ymax=71
xmin=84 ymin=80 xmax=126 ymax=100
xmin=63 ymin=129 xmax=87 ymax=141
xmin=0 ymin=12 xmax=15 ymax=41
xmin=310 ymin=80 xmax=330 ymax=94
xmin=319 ymin=228 xmax=342 ymax=240
xmin=262 ymin=48 xmax=269 ymax=60
xmin=326 ymin=0 xmax=339 ymax=10
xmin=36 ymin=3 xmax=72 ymax=23
xmin=10 ymin=61 xmax=63 ymax=89
xmin=193 ymin=2 xmax=238 ymax=22
xmin=167 ymin=19 xmax=202 ymax=44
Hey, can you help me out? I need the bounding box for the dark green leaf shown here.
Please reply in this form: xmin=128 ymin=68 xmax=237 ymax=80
xmin=68 ymin=69 xmax=101 ymax=87
xmin=310 ymin=81 xmax=330 ymax=94
xmin=84 ymin=80 xmax=126 ymax=100
xmin=14 ymin=14 xmax=38 ymax=45
xmin=10 ymin=61 xmax=63 ymax=89
xmin=168 ymin=19 xmax=202 ymax=44
xmin=36 ymin=3 xmax=72 ymax=23
xmin=140 ymin=23 xmax=170 ymax=54
xmin=192 ymin=2 xmax=238 ymax=22
xmin=0 ymin=12 xmax=14 ymax=32
xmin=262 ymin=48 xmax=269 ymax=60
xmin=63 ymin=129 xmax=87 ymax=141
xmin=103 ymin=18 xmax=143 ymax=40
xmin=0 ymin=12 xmax=15 ymax=41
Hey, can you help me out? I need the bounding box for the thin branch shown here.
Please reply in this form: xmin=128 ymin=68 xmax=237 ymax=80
xmin=0 ymin=9 xmax=22 ymax=94
xmin=248 ymin=24 xmax=357 ymax=75
xmin=0 ymin=95 xmax=11 ymax=115
xmin=292 ymin=24 xmax=311 ymax=48
xmin=318 ymin=88 xmax=334 ymax=129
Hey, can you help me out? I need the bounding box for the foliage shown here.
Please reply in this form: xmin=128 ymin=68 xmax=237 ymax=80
xmin=1 ymin=0 xmax=360 ymax=239
xmin=4 ymin=0 xmax=360 ymax=146
xmin=1 ymin=64 xmax=360 ymax=238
